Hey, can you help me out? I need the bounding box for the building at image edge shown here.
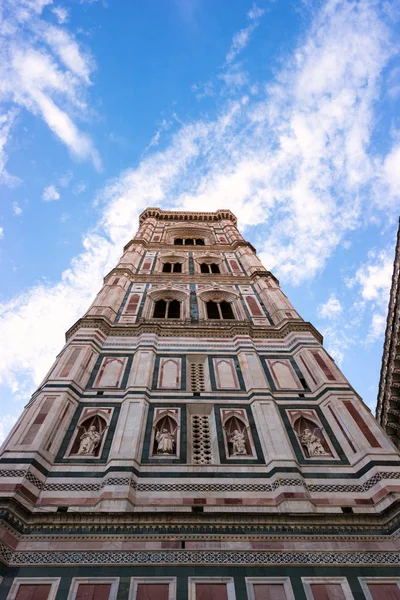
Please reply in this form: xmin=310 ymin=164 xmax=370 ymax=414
xmin=1 ymin=208 xmax=400 ymax=600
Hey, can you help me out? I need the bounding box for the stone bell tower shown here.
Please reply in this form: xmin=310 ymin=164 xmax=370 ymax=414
xmin=1 ymin=208 xmax=400 ymax=600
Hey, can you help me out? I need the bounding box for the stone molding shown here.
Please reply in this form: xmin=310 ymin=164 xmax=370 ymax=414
xmin=66 ymin=316 xmax=323 ymax=343
xmin=0 ymin=543 xmax=399 ymax=566
xmin=139 ymin=208 xmax=238 ymax=226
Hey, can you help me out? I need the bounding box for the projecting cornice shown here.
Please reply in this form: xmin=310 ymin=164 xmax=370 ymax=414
xmin=102 ymin=267 xmax=279 ymax=286
xmin=139 ymin=207 xmax=237 ymax=226
xmin=65 ymin=314 xmax=323 ymax=343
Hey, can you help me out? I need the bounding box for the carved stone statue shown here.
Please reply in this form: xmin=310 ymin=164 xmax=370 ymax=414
xmin=299 ymin=428 xmax=329 ymax=457
xmin=78 ymin=424 xmax=103 ymax=456
xmin=229 ymin=429 xmax=247 ymax=456
xmin=156 ymin=428 xmax=175 ymax=455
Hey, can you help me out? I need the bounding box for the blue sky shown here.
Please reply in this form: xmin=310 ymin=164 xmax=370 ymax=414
xmin=0 ymin=0 xmax=399 ymax=441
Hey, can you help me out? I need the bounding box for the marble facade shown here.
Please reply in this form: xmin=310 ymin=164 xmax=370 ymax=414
xmin=0 ymin=208 xmax=400 ymax=600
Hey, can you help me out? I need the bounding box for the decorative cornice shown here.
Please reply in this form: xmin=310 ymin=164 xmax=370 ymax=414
xmin=139 ymin=208 xmax=237 ymax=226
xmin=123 ymin=239 xmax=256 ymax=254
xmin=103 ymin=269 xmax=279 ymax=287
xmin=66 ymin=316 xmax=323 ymax=343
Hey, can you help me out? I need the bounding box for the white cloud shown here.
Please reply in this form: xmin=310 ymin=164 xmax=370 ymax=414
xmin=351 ymin=246 xmax=394 ymax=343
xmin=52 ymin=6 xmax=69 ymax=24
xmin=0 ymin=0 xmax=100 ymax=174
xmin=352 ymin=248 xmax=394 ymax=302
xmin=225 ymin=4 xmax=264 ymax=65
xmin=42 ymin=184 xmax=60 ymax=201
xmin=0 ymin=414 xmax=18 ymax=445
xmin=318 ymin=295 xmax=343 ymax=319
xmin=0 ymin=226 xmax=4 ymax=239
xmin=0 ymin=110 xmax=21 ymax=186
xmin=367 ymin=312 xmax=387 ymax=343
xmin=0 ymin=0 xmax=400 ymax=440
xmin=12 ymin=201 xmax=22 ymax=215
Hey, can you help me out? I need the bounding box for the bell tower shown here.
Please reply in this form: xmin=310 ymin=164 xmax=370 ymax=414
xmin=1 ymin=208 xmax=400 ymax=600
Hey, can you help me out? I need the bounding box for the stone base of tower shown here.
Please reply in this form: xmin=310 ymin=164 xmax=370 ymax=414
xmin=1 ymin=504 xmax=400 ymax=599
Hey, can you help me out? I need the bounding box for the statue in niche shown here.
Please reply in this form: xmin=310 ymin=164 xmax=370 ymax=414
xmin=155 ymin=428 xmax=175 ymax=454
xmin=78 ymin=425 xmax=102 ymax=455
xmin=223 ymin=415 xmax=251 ymax=457
xmin=153 ymin=414 xmax=178 ymax=456
xmin=299 ymin=428 xmax=329 ymax=457
xmin=229 ymin=429 xmax=247 ymax=455
xmin=74 ymin=416 xmax=108 ymax=456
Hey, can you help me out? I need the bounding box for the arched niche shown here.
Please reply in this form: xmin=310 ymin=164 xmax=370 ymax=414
xmin=222 ymin=413 xmax=251 ymax=457
xmin=70 ymin=414 xmax=108 ymax=457
xmin=152 ymin=411 xmax=179 ymax=456
xmin=293 ymin=415 xmax=331 ymax=458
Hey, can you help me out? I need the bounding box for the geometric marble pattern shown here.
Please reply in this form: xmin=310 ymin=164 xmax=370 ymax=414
xmin=1 ymin=546 xmax=400 ymax=566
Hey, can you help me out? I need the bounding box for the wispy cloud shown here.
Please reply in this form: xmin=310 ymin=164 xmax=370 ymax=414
xmin=12 ymin=202 xmax=22 ymax=215
xmin=0 ymin=0 xmax=101 ymax=180
xmin=225 ymin=4 xmax=264 ymax=64
xmin=0 ymin=110 xmax=20 ymax=186
xmin=51 ymin=6 xmax=69 ymax=24
xmin=0 ymin=226 xmax=4 ymax=239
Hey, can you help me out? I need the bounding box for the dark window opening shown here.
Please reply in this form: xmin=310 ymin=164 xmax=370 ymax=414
xmin=174 ymin=238 xmax=183 ymax=245
xmin=167 ymin=299 xmax=180 ymax=319
xmin=210 ymin=263 xmax=220 ymax=273
xmin=162 ymin=263 xmax=172 ymax=273
xmin=207 ymin=301 xmax=220 ymax=319
xmin=173 ymin=263 xmax=182 ymax=273
xmin=196 ymin=238 xmax=205 ymax=245
xmin=154 ymin=300 xmax=167 ymax=318
xmin=153 ymin=299 xmax=181 ymax=319
xmin=200 ymin=263 xmax=210 ymax=274
xmin=185 ymin=238 xmax=194 ymax=245
xmin=220 ymin=301 xmax=234 ymax=319
xmin=206 ymin=300 xmax=234 ymax=320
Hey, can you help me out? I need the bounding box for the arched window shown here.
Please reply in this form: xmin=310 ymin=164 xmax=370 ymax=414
xmin=154 ymin=299 xmax=167 ymax=318
xmin=163 ymin=263 xmax=172 ymax=273
xmin=173 ymin=262 xmax=182 ymax=273
xmin=162 ymin=262 xmax=182 ymax=273
xmin=200 ymin=263 xmax=220 ymax=274
xmin=220 ymin=301 xmax=234 ymax=319
xmin=174 ymin=237 xmax=205 ymax=245
xmin=153 ymin=299 xmax=181 ymax=319
xmin=168 ymin=299 xmax=180 ymax=318
xmin=206 ymin=300 xmax=234 ymax=320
